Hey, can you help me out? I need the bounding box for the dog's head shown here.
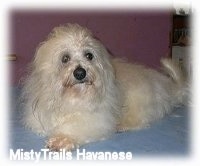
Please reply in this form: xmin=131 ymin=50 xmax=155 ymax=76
xmin=31 ymin=24 xmax=115 ymax=99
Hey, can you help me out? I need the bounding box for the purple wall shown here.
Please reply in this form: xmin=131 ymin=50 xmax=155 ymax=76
xmin=10 ymin=10 xmax=172 ymax=85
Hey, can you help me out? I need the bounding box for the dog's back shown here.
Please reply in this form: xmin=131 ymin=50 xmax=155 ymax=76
xmin=112 ymin=58 xmax=187 ymax=131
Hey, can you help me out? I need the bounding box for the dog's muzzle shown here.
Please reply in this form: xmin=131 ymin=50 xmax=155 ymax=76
xmin=73 ymin=67 xmax=86 ymax=81
xmin=63 ymin=66 xmax=93 ymax=88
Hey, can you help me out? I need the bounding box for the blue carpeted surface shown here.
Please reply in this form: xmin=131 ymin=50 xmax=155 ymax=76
xmin=8 ymin=87 xmax=189 ymax=157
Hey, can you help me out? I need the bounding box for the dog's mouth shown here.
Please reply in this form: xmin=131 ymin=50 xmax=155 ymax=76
xmin=72 ymin=79 xmax=93 ymax=86
xmin=63 ymin=78 xmax=93 ymax=88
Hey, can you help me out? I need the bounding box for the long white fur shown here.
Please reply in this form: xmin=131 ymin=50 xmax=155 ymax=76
xmin=21 ymin=23 xmax=186 ymax=149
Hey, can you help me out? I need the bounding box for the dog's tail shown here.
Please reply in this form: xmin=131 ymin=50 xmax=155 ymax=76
xmin=161 ymin=58 xmax=188 ymax=104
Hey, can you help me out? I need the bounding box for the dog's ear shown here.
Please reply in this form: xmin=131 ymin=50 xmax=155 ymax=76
xmin=33 ymin=42 xmax=45 ymax=64
xmin=32 ymin=40 xmax=54 ymax=74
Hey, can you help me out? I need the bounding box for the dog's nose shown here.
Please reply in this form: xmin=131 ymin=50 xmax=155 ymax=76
xmin=73 ymin=67 xmax=86 ymax=80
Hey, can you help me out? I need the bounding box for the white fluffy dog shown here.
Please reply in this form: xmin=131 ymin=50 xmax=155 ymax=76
xmin=21 ymin=23 xmax=187 ymax=151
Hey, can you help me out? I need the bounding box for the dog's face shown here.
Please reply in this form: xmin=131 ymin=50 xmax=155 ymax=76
xmin=32 ymin=24 xmax=115 ymax=100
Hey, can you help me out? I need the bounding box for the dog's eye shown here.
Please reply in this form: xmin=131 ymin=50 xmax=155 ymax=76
xmin=85 ymin=52 xmax=93 ymax=61
xmin=62 ymin=54 xmax=70 ymax=63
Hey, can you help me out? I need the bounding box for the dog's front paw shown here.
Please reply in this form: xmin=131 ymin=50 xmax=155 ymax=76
xmin=46 ymin=134 xmax=77 ymax=151
xmin=116 ymin=124 xmax=130 ymax=133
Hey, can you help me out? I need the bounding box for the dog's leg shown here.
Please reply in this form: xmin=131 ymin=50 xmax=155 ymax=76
xmin=46 ymin=133 xmax=77 ymax=151
xmin=117 ymin=101 xmax=151 ymax=131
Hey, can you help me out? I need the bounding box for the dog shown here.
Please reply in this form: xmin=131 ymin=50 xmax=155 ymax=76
xmin=21 ymin=23 xmax=187 ymax=151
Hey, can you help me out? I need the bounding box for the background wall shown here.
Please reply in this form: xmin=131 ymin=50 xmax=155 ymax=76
xmin=9 ymin=10 xmax=172 ymax=86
